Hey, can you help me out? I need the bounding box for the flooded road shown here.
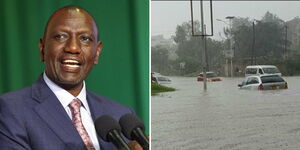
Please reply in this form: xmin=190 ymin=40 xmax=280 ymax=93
xmin=151 ymin=76 xmax=300 ymax=150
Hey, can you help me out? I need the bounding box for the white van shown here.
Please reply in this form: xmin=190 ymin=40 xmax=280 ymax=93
xmin=245 ymin=65 xmax=282 ymax=77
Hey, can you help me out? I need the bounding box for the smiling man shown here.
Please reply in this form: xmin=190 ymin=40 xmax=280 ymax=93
xmin=0 ymin=5 xmax=142 ymax=150
xmin=40 ymin=6 xmax=101 ymax=96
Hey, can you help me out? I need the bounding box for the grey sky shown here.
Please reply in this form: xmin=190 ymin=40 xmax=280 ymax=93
xmin=151 ymin=1 xmax=300 ymax=40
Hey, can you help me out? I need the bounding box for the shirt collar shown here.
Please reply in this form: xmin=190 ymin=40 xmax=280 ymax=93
xmin=43 ymin=72 xmax=90 ymax=113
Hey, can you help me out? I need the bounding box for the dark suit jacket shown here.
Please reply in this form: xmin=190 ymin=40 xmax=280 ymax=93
xmin=0 ymin=76 xmax=134 ymax=150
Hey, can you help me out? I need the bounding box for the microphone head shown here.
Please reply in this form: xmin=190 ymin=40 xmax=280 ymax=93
xmin=119 ymin=114 xmax=145 ymax=140
xmin=94 ymin=115 xmax=121 ymax=141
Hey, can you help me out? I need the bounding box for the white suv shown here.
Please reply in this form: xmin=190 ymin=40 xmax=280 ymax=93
xmin=245 ymin=65 xmax=281 ymax=77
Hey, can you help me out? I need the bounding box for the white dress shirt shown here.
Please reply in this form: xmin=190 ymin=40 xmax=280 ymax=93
xmin=43 ymin=73 xmax=100 ymax=150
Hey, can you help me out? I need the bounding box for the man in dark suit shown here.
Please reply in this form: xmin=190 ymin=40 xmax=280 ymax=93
xmin=0 ymin=5 xmax=142 ymax=150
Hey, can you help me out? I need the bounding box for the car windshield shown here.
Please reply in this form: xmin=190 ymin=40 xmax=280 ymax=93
xmin=261 ymin=75 xmax=284 ymax=83
xmin=246 ymin=68 xmax=257 ymax=74
xmin=199 ymin=73 xmax=217 ymax=78
xmin=157 ymin=77 xmax=169 ymax=81
xmin=263 ymin=67 xmax=280 ymax=74
xmin=207 ymin=73 xmax=217 ymax=78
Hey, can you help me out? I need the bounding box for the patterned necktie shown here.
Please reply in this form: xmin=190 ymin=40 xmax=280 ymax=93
xmin=69 ymin=98 xmax=96 ymax=150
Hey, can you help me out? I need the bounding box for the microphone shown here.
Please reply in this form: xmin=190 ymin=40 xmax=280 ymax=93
xmin=94 ymin=115 xmax=132 ymax=150
xmin=119 ymin=114 xmax=149 ymax=150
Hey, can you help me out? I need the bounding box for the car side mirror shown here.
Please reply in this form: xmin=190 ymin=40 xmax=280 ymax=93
xmin=238 ymin=83 xmax=242 ymax=87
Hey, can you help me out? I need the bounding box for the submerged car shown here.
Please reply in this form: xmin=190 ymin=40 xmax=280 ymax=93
xmin=154 ymin=76 xmax=171 ymax=85
xmin=238 ymin=75 xmax=288 ymax=90
xmin=197 ymin=72 xmax=221 ymax=82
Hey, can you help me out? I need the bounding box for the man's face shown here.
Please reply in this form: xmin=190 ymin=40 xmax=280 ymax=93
xmin=39 ymin=9 xmax=102 ymax=89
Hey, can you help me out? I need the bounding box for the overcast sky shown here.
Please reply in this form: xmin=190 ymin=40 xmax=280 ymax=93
xmin=151 ymin=1 xmax=300 ymax=40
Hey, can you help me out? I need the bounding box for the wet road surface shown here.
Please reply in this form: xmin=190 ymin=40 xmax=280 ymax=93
xmin=151 ymin=76 xmax=300 ymax=150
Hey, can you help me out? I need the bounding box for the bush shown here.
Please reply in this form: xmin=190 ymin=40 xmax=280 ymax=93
xmin=151 ymin=82 xmax=175 ymax=95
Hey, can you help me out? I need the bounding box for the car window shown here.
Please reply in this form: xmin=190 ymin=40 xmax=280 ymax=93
xmin=262 ymin=68 xmax=280 ymax=74
xmin=246 ymin=68 xmax=257 ymax=74
xmin=259 ymin=69 xmax=263 ymax=74
xmin=206 ymin=73 xmax=217 ymax=78
xmin=199 ymin=73 xmax=217 ymax=78
xmin=157 ymin=77 xmax=167 ymax=81
xmin=242 ymin=81 xmax=246 ymax=86
xmin=261 ymin=75 xmax=284 ymax=83
xmin=246 ymin=77 xmax=259 ymax=85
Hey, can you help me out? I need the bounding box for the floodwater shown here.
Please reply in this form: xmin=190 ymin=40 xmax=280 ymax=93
xmin=151 ymin=76 xmax=300 ymax=150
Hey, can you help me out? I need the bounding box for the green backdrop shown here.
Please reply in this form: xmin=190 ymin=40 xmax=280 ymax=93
xmin=0 ymin=0 xmax=149 ymax=133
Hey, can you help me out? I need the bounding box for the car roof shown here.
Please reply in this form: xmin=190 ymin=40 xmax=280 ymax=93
xmin=259 ymin=74 xmax=281 ymax=77
xmin=247 ymin=74 xmax=280 ymax=78
xmin=246 ymin=75 xmax=260 ymax=78
xmin=246 ymin=65 xmax=277 ymax=68
xmin=199 ymin=71 xmax=215 ymax=74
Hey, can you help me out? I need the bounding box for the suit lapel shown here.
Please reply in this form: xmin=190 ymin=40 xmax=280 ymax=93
xmin=87 ymin=92 xmax=116 ymax=150
xmin=87 ymin=93 xmax=105 ymax=121
xmin=31 ymin=76 xmax=86 ymax=150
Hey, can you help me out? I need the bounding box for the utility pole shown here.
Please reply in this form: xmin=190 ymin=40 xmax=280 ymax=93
xmin=204 ymin=25 xmax=209 ymax=71
xmin=217 ymin=17 xmax=234 ymax=77
xmin=251 ymin=21 xmax=255 ymax=65
xmin=226 ymin=16 xmax=234 ymax=77
xmin=200 ymin=1 xmax=207 ymax=90
xmin=284 ymin=25 xmax=287 ymax=60
xmin=190 ymin=0 xmax=213 ymax=91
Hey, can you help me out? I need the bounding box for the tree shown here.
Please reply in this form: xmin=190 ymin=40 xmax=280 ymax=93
xmin=231 ymin=12 xmax=288 ymax=65
xmin=173 ymin=21 xmax=224 ymax=75
xmin=262 ymin=11 xmax=283 ymax=23
xmin=173 ymin=21 xmax=204 ymax=74
xmin=151 ymin=45 xmax=170 ymax=74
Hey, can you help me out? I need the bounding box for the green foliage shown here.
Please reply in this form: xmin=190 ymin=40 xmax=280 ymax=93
xmin=233 ymin=25 xmax=253 ymax=58
xmin=232 ymin=12 xmax=289 ymax=66
xmin=151 ymin=45 xmax=169 ymax=73
xmin=173 ymin=21 xmax=224 ymax=75
xmin=151 ymin=82 xmax=175 ymax=95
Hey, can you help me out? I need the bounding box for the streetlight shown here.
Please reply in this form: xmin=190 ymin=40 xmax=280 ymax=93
xmin=226 ymin=16 xmax=235 ymax=77
xmin=216 ymin=16 xmax=235 ymax=77
xmin=216 ymin=19 xmax=228 ymax=24
xmin=251 ymin=19 xmax=260 ymax=65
